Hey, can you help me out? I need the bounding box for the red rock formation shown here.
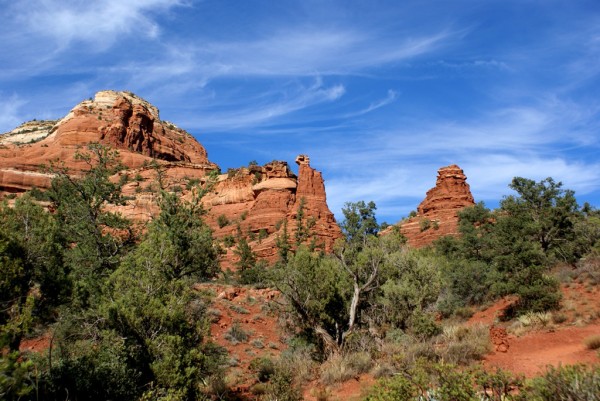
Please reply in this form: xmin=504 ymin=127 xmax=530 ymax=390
xmin=0 ymin=91 xmax=342 ymax=266
xmin=205 ymin=157 xmax=342 ymax=266
xmin=398 ymin=164 xmax=475 ymax=247
xmin=0 ymin=90 xmax=215 ymax=194
xmin=289 ymin=155 xmax=340 ymax=251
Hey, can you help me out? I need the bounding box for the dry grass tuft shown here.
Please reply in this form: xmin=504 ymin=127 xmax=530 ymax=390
xmin=584 ymin=335 xmax=600 ymax=350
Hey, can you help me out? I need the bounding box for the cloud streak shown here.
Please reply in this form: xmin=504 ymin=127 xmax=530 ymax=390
xmin=0 ymin=94 xmax=26 ymax=133
xmin=17 ymin=0 xmax=185 ymax=49
xmin=178 ymin=78 xmax=346 ymax=131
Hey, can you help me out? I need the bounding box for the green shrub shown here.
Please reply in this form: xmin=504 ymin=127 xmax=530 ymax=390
xmin=224 ymin=322 xmax=249 ymax=344
xmin=0 ymin=352 xmax=36 ymax=401
xmin=366 ymin=362 xmax=529 ymax=401
xmin=239 ymin=261 xmax=268 ymax=286
xmin=409 ymin=312 xmax=442 ymax=340
xmin=526 ymin=364 xmax=600 ymax=400
xmin=261 ymin=363 xmax=302 ymax=401
xmin=217 ymin=214 xmax=229 ymax=228
xmin=249 ymin=357 xmax=275 ymax=382
xmin=258 ymin=228 xmax=268 ymax=241
xmin=222 ymin=235 xmax=235 ymax=247
xmin=229 ymin=304 xmax=250 ymax=314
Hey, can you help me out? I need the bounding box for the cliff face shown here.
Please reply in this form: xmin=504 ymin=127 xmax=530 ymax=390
xmin=0 ymin=90 xmax=216 ymax=194
xmin=399 ymin=165 xmax=475 ymax=247
xmin=0 ymin=90 xmax=342 ymax=265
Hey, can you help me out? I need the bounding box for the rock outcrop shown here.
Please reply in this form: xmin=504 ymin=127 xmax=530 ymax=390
xmin=205 ymin=156 xmax=341 ymax=266
xmin=397 ymin=164 xmax=475 ymax=247
xmin=0 ymin=90 xmax=342 ymax=266
xmin=0 ymin=90 xmax=216 ymax=194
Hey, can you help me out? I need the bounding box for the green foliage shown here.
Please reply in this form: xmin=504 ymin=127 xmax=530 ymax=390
xmin=408 ymin=312 xmax=442 ymax=340
xmin=295 ymin=197 xmax=316 ymax=246
xmin=46 ymin=143 xmax=133 ymax=308
xmin=224 ymin=322 xmax=249 ymax=344
xmin=258 ymin=228 xmax=268 ymax=241
xmin=239 ymin=260 xmax=268 ymax=286
xmin=222 ymin=234 xmax=235 ymax=247
xmin=0 ymin=150 xmax=226 ymax=400
xmin=275 ymin=219 xmax=292 ymax=263
xmin=0 ymin=235 xmax=31 ymax=350
xmin=434 ymin=176 xmax=580 ymax=317
xmin=340 ymin=200 xmax=378 ymax=245
xmin=273 ymin=246 xmax=349 ymax=348
xmin=41 ymin=189 xmax=226 ymax=400
xmin=365 ymin=362 xmax=525 ymax=401
xmin=217 ymin=214 xmax=229 ymax=228
xmin=377 ymin=250 xmax=441 ymax=331
xmin=260 ymin=363 xmax=303 ymax=401
xmin=503 ymin=177 xmax=580 ymax=261
xmin=0 ymin=352 xmax=36 ymax=401
xmin=234 ymin=236 xmax=256 ymax=272
xmin=525 ymin=364 xmax=600 ymax=400
xmin=0 ymin=195 xmax=67 ymax=349
xmin=148 ymin=190 xmax=220 ymax=281
xmin=249 ymin=357 xmax=275 ymax=382
xmin=419 ymin=218 xmax=431 ymax=232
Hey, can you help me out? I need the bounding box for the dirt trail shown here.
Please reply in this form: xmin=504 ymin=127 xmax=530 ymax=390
xmin=467 ymin=286 xmax=600 ymax=378
xmin=484 ymin=323 xmax=600 ymax=377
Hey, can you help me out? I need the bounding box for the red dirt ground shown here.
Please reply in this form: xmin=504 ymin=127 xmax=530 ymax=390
xmin=196 ymin=284 xmax=288 ymax=396
xmin=19 ymin=331 xmax=51 ymax=353
xmin=468 ymin=283 xmax=600 ymax=378
xmin=483 ymin=323 xmax=600 ymax=377
xmin=303 ymin=374 xmax=376 ymax=401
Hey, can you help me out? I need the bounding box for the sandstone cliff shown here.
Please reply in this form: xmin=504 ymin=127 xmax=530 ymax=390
xmin=397 ymin=164 xmax=475 ymax=247
xmin=0 ymin=90 xmax=342 ymax=265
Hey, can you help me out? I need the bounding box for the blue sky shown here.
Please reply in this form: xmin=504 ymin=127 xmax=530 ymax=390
xmin=1 ymin=0 xmax=599 ymax=223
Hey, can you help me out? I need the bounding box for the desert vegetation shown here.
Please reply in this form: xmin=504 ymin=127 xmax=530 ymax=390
xmin=1 ymin=145 xmax=600 ymax=400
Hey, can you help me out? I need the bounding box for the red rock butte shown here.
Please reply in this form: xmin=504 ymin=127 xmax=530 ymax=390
xmin=0 ymin=90 xmax=342 ymax=265
xmin=396 ymin=164 xmax=475 ymax=247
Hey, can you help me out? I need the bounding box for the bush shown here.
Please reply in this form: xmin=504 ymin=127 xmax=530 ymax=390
xmin=584 ymin=335 xmax=600 ymax=350
xmin=526 ymin=364 xmax=600 ymax=400
xmin=552 ymin=312 xmax=568 ymax=324
xmin=320 ymin=352 xmax=372 ymax=385
xmin=222 ymin=235 xmax=235 ymax=247
xmin=409 ymin=312 xmax=442 ymax=340
xmin=260 ymin=363 xmax=302 ymax=401
xmin=217 ymin=214 xmax=229 ymax=228
xmin=239 ymin=260 xmax=268 ymax=286
xmin=224 ymin=322 xmax=249 ymax=344
xmin=0 ymin=352 xmax=36 ymax=401
xmin=249 ymin=357 xmax=275 ymax=382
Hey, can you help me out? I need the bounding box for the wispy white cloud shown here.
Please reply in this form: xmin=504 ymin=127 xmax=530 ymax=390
xmin=17 ymin=0 xmax=185 ymax=49
xmin=318 ymin=97 xmax=598 ymax=170
xmin=0 ymin=94 xmax=26 ymax=133
xmin=178 ymin=78 xmax=346 ymax=131
xmin=196 ymin=29 xmax=453 ymax=76
xmin=313 ymin=94 xmax=600 ymax=219
xmin=465 ymin=155 xmax=600 ymax=200
xmin=95 ymin=26 xmax=455 ymax=91
xmin=325 ymin=166 xmax=431 ymax=219
xmin=431 ymin=59 xmax=511 ymax=71
xmin=346 ymin=90 xmax=398 ymax=117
